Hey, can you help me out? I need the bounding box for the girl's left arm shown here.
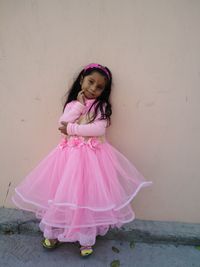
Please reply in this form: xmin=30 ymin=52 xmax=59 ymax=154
xmin=58 ymin=101 xmax=85 ymax=124
xmin=66 ymin=119 xmax=107 ymax=136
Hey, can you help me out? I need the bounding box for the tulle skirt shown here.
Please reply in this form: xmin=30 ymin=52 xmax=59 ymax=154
xmin=12 ymin=136 xmax=152 ymax=246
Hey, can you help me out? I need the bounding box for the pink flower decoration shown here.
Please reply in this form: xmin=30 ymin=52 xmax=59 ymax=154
xmin=67 ymin=136 xmax=85 ymax=147
xmin=59 ymin=136 xmax=101 ymax=150
xmin=87 ymin=137 xmax=100 ymax=149
xmin=59 ymin=138 xmax=68 ymax=150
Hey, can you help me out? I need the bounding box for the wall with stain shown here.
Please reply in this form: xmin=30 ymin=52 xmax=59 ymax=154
xmin=0 ymin=0 xmax=200 ymax=223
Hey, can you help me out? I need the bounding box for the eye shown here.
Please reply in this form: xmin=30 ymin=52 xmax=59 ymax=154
xmin=88 ymin=80 xmax=93 ymax=84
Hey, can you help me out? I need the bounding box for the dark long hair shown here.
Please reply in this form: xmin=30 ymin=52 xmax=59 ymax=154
xmin=62 ymin=65 xmax=112 ymax=126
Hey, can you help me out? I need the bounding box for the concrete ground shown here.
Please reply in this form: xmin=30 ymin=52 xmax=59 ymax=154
xmin=1 ymin=208 xmax=200 ymax=266
xmin=1 ymin=233 xmax=200 ymax=267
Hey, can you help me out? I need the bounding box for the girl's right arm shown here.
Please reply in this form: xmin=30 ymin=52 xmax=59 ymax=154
xmin=58 ymin=101 xmax=85 ymax=124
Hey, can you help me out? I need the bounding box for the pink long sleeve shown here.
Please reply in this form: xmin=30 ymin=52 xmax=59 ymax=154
xmin=58 ymin=101 xmax=85 ymax=124
xmin=67 ymin=119 xmax=107 ymax=136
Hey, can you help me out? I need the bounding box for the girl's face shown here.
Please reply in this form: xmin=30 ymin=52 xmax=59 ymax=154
xmin=80 ymin=71 xmax=107 ymax=99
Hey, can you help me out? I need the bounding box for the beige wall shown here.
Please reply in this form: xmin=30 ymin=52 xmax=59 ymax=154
xmin=1 ymin=0 xmax=200 ymax=223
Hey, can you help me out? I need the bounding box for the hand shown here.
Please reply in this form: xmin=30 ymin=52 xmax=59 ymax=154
xmin=58 ymin=121 xmax=68 ymax=135
xmin=77 ymin=90 xmax=86 ymax=105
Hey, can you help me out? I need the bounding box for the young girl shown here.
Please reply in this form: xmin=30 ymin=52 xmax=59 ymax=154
xmin=12 ymin=63 xmax=152 ymax=257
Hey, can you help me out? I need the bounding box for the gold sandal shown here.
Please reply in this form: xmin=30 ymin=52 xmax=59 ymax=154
xmin=41 ymin=238 xmax=61 ymax=249
xmin=80 ymin=245 xmax=93 ymax=257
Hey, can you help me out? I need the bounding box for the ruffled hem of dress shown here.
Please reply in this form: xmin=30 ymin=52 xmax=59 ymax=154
xmin=39 ymin=221 xmax=126 ymax=246
xmin=12 ymin=195 xmax=135 ymax=230
xmin=40 ymin=214 xmax=135 ymax=229
xmin=13 ymin=181 xmax=152 ymax=212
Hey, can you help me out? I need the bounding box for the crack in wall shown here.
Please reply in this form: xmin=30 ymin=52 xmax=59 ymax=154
xmin=3 ymin=181 xmax=11 ymax=208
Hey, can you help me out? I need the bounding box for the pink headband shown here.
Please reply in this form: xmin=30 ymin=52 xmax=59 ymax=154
xmin=84 ymin=63 xmax=110 ymax=80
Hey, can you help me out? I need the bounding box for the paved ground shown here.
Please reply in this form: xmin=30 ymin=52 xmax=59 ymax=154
xmin=1 ymin=208 xmax=200 ymax=246
xmin=1 ymin=234 xmax=200 ymax=267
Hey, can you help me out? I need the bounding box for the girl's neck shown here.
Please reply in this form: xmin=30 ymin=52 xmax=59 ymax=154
xmin=85 ymin=97 xmax=96 ymax=103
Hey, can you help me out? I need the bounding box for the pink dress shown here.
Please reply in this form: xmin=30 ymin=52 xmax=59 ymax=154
xmin=12 ymin=98 xmax=152 ymax=246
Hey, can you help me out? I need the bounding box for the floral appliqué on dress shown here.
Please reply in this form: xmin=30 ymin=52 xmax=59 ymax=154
xmin=59 ymin=136 xmax=103 ymax=150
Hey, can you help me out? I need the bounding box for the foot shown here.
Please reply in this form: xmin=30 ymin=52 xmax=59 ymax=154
xmin=80 ymin=245 xmax=93 ymax=257
xmin=41 ymin=238 xmax=60 ymax=249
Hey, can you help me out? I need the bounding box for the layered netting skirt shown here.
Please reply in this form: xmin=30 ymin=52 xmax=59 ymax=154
xmin=12 ymin=136 xmax=152 ymax=246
